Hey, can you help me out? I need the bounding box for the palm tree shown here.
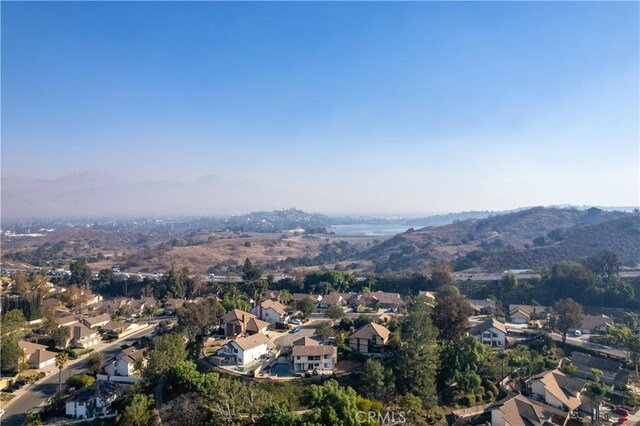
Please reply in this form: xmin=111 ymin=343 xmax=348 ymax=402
xmin=55 ymin=352 xmax=68 ymax=394
xmin=586 ymin=380 xmax=607 ymax=424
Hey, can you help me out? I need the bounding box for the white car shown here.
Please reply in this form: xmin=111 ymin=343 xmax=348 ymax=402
xmin=574 ymin=330 xmax=582 ymax=337
xmin=290 ymin=319 xmax=302 ymax=325
xmin=0 ymin=409 xmax=5 ymax=418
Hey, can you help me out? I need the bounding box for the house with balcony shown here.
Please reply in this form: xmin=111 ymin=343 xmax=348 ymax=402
xmin=251 ymin=300 xmax=288 ymax=324
xmin=291 ymin=337 xmax=337 ymax=374
xmin=348 ymin=322 xmax=390 ymax=356
xmin=470 ymin=318 xmax=507 ymax=347
xmin=217 ymin=333 xmax=273 ymax=366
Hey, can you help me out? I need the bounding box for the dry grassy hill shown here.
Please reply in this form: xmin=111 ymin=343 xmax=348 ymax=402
xmin=355 ymin=207 xmax=635 ymax=273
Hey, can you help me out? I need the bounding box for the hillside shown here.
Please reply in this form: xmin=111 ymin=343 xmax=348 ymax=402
xmin=480 ymin=215 xmax=640 ymax=270
xmin=355 ymin=207 xmax=637 ymax=273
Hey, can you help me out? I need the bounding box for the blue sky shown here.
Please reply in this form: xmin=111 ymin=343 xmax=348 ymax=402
xmin=2 ymin=2 xmax=639 ymax=214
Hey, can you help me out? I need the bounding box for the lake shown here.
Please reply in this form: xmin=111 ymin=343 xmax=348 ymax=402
xmin=329 ymin=224 xmax=425 ymax=237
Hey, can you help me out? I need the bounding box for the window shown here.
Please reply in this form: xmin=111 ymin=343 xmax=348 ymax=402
xmin=324 ymin=363 xmax=329 ymax=368
xmin=296 ymin=356 xmax=300 ymax=360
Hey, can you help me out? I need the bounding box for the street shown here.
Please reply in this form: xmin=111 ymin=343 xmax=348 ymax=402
xmin=1 ymin=322 xmax=165 ymax=426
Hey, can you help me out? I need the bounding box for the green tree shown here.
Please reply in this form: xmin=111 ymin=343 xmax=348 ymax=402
xmin=144 ymin=333 xmax=187 ymax=381
xmin=585 ymin=381 xmax=607 ymax=423
xmin=430 ymin=261 xmax=454 ymax=289
xmin=440 ymin=336 xmax=487 ymax=394
xmin=399 ymin=393 xmax=425 ymax=426
xmin=431 ymin=286 xmax=473 ymax=341
xmin=69 ymin=259 xmax=93 ymax=286
xmin=122 ymin=393 xmax=155 ymax=426
xmin=499 ymin=272 xmax=518 ymax=296
xmin=297 ymin=297 xmax=316 ymax=318
xmin=67 ymin=373 xmax=95 ymax=389
xmin=55 ymin=352 xmax=68 ymax=393
xmin=361 ymin=358 xmax=395 ymax=402
xmin=302 ymin=379 xmax=377 ymax=426
xmin=325 ymin=306 xmax=345 ymax=322
xmin=315 ymin=321 xmax=335 ymax=340
xmin=258 ymin=401 xmax=300 ymax=426
xmin=242 ymin=258 xmax=262 ymax=281
xmin=0 ymin=334 xmax=23 ymax=374
xmin=87 ymin=351 xmax=104 ymax=374
xmin=553 ymin=298 xmax=583 ymax=342
xmin=51 ymin=326 xmax=70 ymax=349
xmin=395 ymin=297 xmax=440 ymax=408
xmin=177 ymin=297 xmax=225 ymax=340
xmin=583 ymin=250 xmax=621 ymax=279
xmin=2 ymin=309 xmax=27 ymax=334
xmin=627 ymin=334 xmax=640 ymax=377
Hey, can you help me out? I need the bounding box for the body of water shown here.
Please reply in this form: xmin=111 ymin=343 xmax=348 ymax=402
xmin=330 ymin=224 xmax=424 ymax=237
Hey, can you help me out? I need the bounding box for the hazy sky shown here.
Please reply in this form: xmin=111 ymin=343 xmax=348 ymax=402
xmin=2 ymin=2 xmax=639 ymax=214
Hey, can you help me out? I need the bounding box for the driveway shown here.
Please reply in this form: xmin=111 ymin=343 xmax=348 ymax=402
xmin=273 ymin=319 xmax=321 ymax=349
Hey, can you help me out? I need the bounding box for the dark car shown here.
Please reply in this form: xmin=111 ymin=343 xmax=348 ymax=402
xmin=613 ymin=408 xmax=629 ymax=417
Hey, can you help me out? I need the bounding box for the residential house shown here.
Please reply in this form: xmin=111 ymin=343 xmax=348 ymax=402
xmin=528 ymin=369 xmax=587 ymax=412
xmin=370 ymin=291 xmax=406 ymax=311
xmin=348 ymin=323 xmax=390 ymax=356
xmin=291 ymin=294 xmax=322 ymax=305
xmin=163 ymin=298 xmax=185 ymax=315
xmin=218 ymin=333 xmax=273 ymax=365
xmin=18 ymin=341 xmax=57 ymax=369
xmin=252 ymin=300 xmax=289 ymax=324
xmin=104 ymin=347 xmax=146 ymax=377
xmin=57 ymin=314 xmax=79 ymax=328
xmin=99 ymin=321 xmax=142 ymax=339
xmin=83 ymin=314 xmax=111 ymax=329
xmin=569 ymin=314 xmax=614 ymax=335
xmin=65 ymin=381 xmax=120 ymax=420
xmin=570 ymin=351 xmax=625 ymax=385
xmin=70 ymin=323 xmax=100 ymax=349
xmin=490 ymin=394 xmax=570 ymax=426
xmin=318 ymin=292 xmax=346 ymax=308
xmin=509 ymin=304 xmax=550 ymax=324
xmin=466 ymin=298 xmax=497 ymax=315
xmin=418 ymin=291 xmax=437 ymax=307
xmin=291 ymin=337 xmax=337 ymax=374
xmin=219 ymin=309 xmax=263 ymax=337
xmin=470 ymin=318 xmax=507 ymax=347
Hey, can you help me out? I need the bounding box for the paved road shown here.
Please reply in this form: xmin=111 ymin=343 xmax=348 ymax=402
xmin=1 ymin=322 xmax=167 ymax=426
xmin=549 ymin=332 xmax=628 ymax=360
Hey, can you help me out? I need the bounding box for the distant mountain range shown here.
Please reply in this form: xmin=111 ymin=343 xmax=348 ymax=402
xmin=355 ymin=207 xmax=640 ymax=273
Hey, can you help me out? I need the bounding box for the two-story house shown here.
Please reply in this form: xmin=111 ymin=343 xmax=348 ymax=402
xmin=528 ymin=369 xmax=586 ymax=412
xmin=104 ymin=346 xmax=146 ymax=377
xmin=348 ymin=323 xmax=390 ymax=356
xmin=18 ymin=341 xmax=57 ymax=369
xmin=251 ymin=300 xmax=289 ymax=324
xmin=220 ymin=309 xmax=269 ymax=337
xmin=470 ymin=318 xmax=507 ymax=347
xmin=291 ymin=337 xmax=337 ymax=374
xmin=490 ymin=394 xmax=569 ymax=426
xmin=65 ymin=381 xmax=120 ymax=420
xmin=70 ymin=323 xmax=100 ymax=349
xmin=218 ymin=333 xmax=273 ymax=366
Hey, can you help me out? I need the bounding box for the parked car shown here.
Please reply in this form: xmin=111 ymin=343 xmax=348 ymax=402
xmin=574 ymin=330 xmax=582 ymax=337
xmin=290 ymin=319 xmax=302 ymax=325
xmin=613 ymin=408 xmax=629 ymax=417
xmin=290 ymin=327 xmax=301 ymax=334
xmin=0 ymin=409 xmax=5 ymax=418
xmin=617 ymin=418 xmax=628 ymax=424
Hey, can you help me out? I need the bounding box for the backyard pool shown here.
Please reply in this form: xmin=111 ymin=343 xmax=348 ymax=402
xmin=269 ymin=363 xmax=293 ymax=377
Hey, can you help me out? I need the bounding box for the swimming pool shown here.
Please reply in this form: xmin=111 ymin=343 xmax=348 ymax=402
xmin=270 ymin=363 xmax=293 ymax=377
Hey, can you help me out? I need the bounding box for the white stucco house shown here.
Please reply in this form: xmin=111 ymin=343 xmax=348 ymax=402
xmin=218 ymin=333 xmax=273 ymax=366
xmin=251 ymin=300 xmax=289 ymax=324
xmin=470 ymin=318 xmax=507 ymax=347
xmin=65 ymin=382 xmax=120 ymax=420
